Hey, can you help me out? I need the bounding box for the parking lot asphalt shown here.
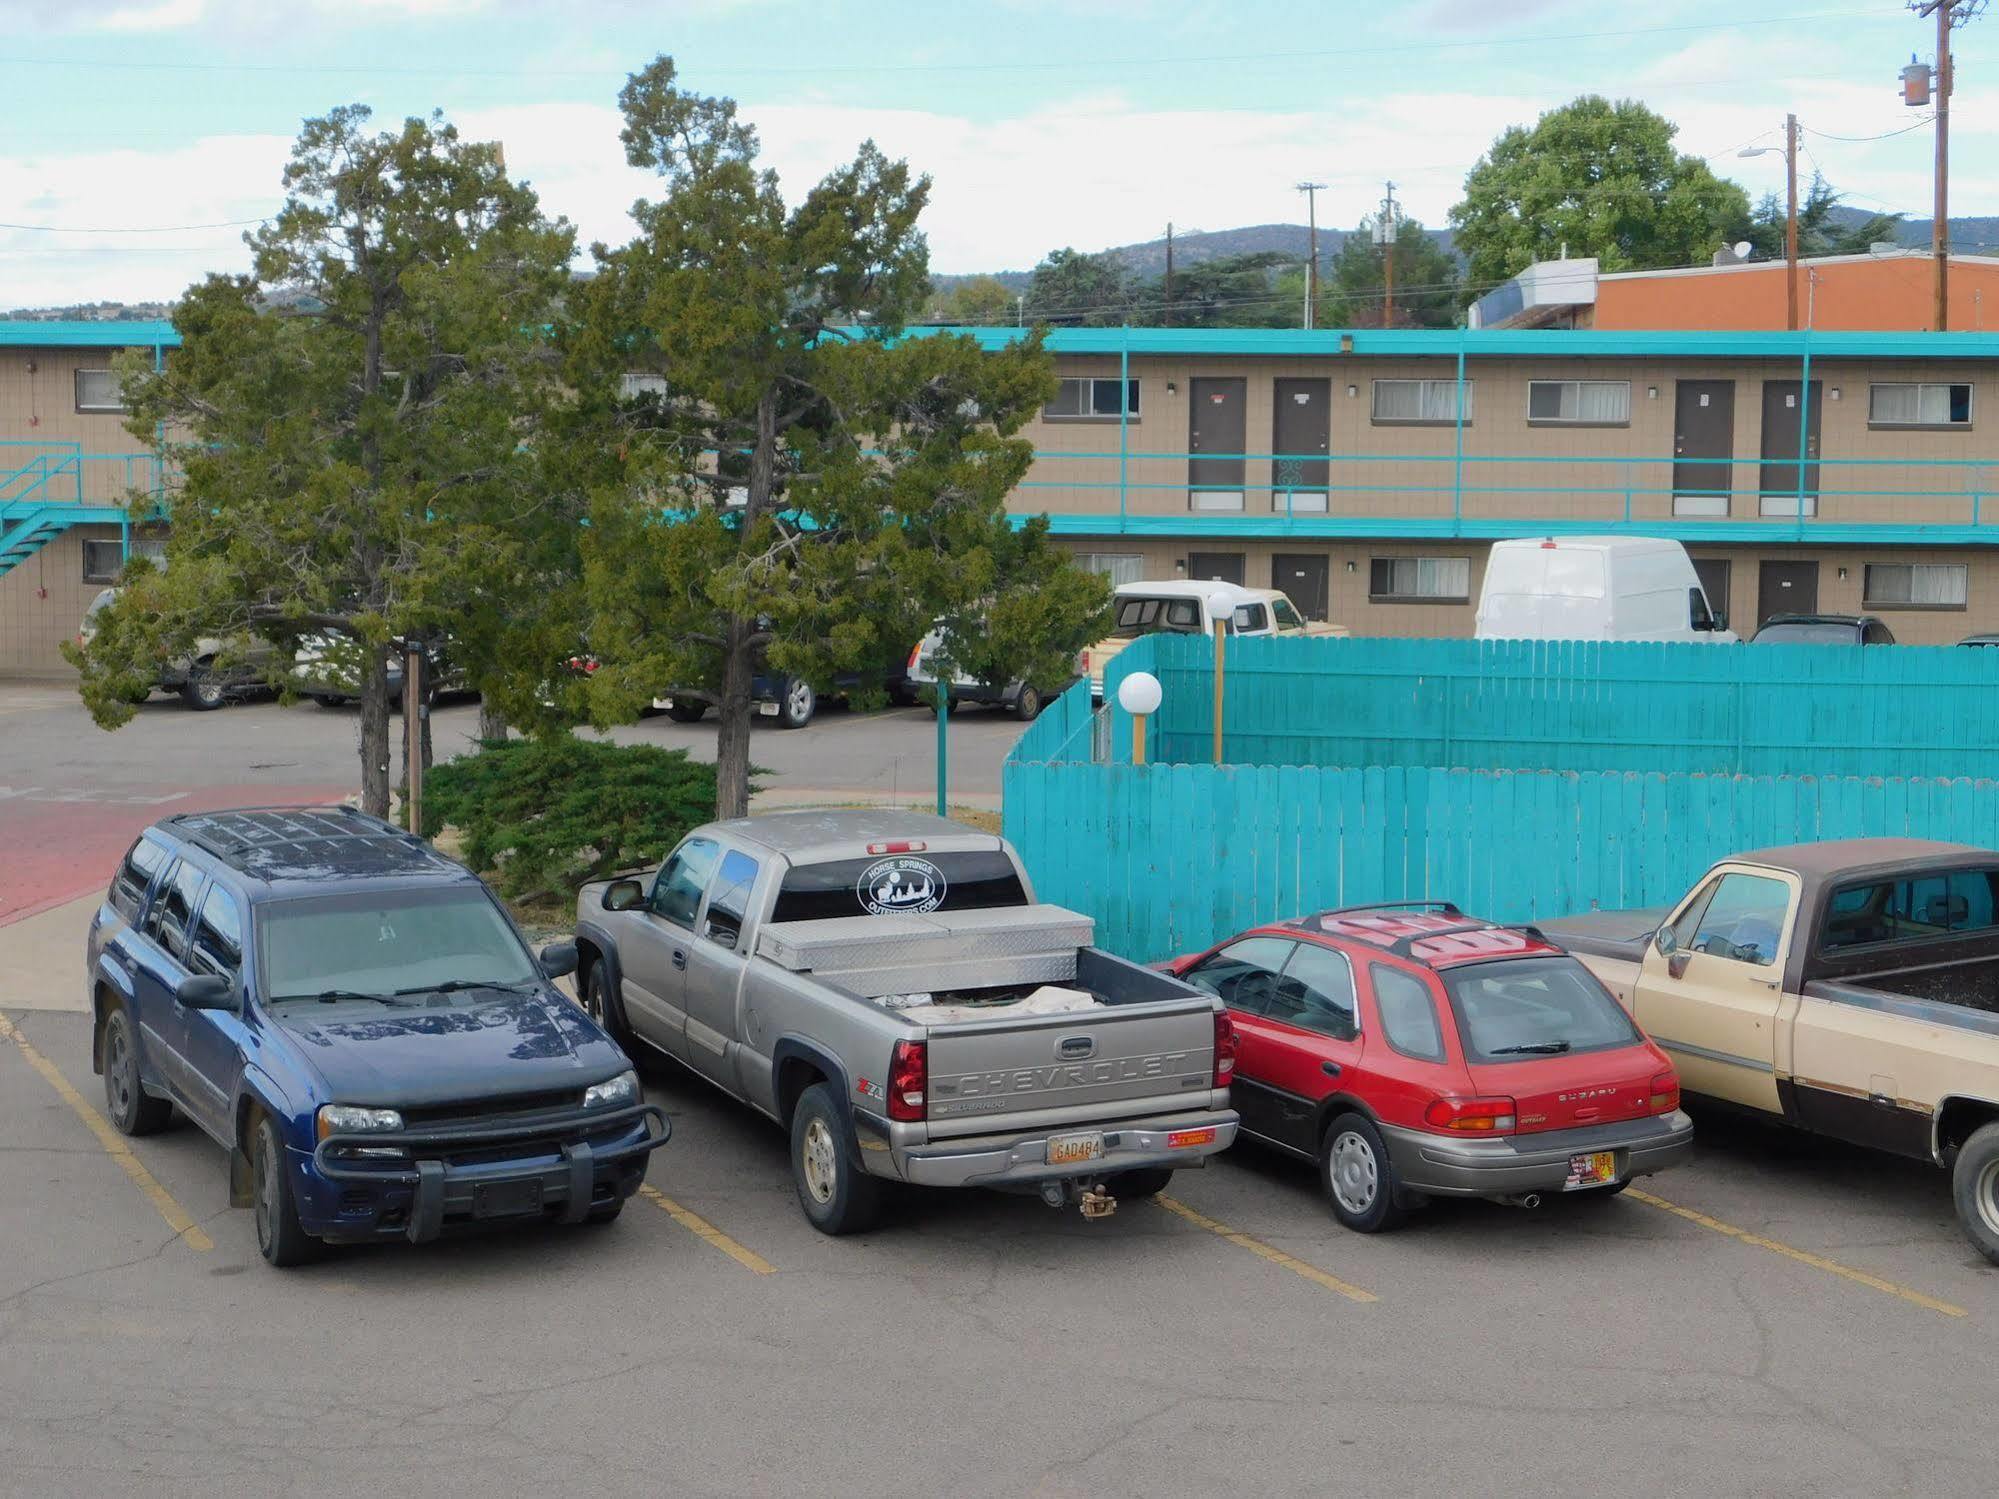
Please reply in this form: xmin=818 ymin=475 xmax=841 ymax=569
xmin=4 ymin=998 xmax=1996 ymax=1499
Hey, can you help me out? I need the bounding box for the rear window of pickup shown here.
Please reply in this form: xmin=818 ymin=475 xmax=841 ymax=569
xmin=1821 ymin=868 xmax=1999 ymax=953
xmin=770 ymin=850 xmax=1029 ymax=923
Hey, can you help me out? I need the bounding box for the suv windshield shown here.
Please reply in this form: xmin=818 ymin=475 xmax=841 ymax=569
xmin=260 ymin=887 xmax=538 ymax=1001
xmin=1439 ymin=956 xmax=1640 ymax=1062
xmin=1112 ymin=596 xmax=1207 ymax=638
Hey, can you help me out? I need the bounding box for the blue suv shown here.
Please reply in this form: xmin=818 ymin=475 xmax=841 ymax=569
xmin=87 ymin=806 xmax=669 ymax=1266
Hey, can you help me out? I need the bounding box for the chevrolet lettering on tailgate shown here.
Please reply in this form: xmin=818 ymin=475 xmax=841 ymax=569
xmin=933 ymin=1050 xmax=1205 ymax=1114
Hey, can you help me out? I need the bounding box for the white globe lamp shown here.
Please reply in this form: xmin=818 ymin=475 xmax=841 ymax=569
xmin=1116 ymin=671 xmax=1163 ymax=765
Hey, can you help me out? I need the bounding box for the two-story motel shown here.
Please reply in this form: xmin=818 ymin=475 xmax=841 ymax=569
xmin=9 ymin=316 xmax=1999 ymax=674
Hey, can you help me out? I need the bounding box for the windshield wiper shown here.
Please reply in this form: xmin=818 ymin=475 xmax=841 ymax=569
xmin=1488 ymin=1040 xmax=1573 ymax=1055
xmin=271 ymin=989 xmax=415 ymax=1007
xmin=390 ymin=978 xmax=535 ymax=998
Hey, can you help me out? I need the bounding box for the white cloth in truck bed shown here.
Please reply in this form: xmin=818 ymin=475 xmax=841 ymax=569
xmin=889 ymin=985 xmax=1101 ymax=1026
xmin=755 ymin=904 xmax=1094 ymax=976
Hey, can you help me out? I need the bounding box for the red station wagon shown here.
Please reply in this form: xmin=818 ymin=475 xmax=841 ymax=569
xmin=1168 ymin=903 xmax=1693 ymax=1232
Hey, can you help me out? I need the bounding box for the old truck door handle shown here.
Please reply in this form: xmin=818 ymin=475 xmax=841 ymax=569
xmin=1321 ymin=1061 xmax=1342 ymax=1078
xmin=672 ymin=949 xmax=687 ymax=971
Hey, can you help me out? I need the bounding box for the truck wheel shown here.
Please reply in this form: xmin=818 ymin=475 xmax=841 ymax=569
xmin=1011 ymin=684 xmax=1044 ymax=721
xmin=1108 ymin=1167 xmax=1173 ymax=1199
xmin=776 ymin=678 xmax=815 ymax=729
xmin=1321 ymin=1112 xmax=1407 ymax=1234
xmin=664 ymin=700 xmax=707 ymax=723
xmin=790 ymin=1082 xmax=881 ymax=1235
xmin=102 ymin=1004 xmax=172 ymax=1136
xmin=251 ymin=1113 xmax=320 ymax=1267
xmin=1951 ymin=1121 xmax=1999 ymax=1266
xmin=181 ymin=662 xmax=226 ymax=711
xmin=581 ymin=960 xmax=633 ymax=1049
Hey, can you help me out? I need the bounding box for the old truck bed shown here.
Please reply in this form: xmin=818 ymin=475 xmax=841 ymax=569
xmin=1536 ymin=908 xmax=1669 ymax=966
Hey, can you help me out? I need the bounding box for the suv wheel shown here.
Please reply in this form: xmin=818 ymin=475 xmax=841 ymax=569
xmin=102 ymin=1004 xmax=172 ymax=1136
xmin=182 ymin=663 xmax=226 ymax=711
xmin=776 ymin=678 xmax=816 ymax=730
xmin=251 ymin=1113 xmax=319 ymax=1267
xmin=1012 ymin=684 xmax=1044 ymax=721
xmin=664 ymin=700 xmax=707 ymax=723
xmin=1321 ymin=1112 xmax=1407 ymax=1233
xmin=789 ymin=1082 xmax=881 ymax=1235
xmin=1952 ymin=1121 xmax=1999 ymax=1265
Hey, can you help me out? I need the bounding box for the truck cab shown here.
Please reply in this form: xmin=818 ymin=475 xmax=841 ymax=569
xmin=1082 ymin=579 xmax=1343 ymax=698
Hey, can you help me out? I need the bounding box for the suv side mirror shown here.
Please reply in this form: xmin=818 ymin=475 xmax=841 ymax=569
xmin=1711 ymin=609 xmax=1729 ymax=633
xmin=175 ymin=972 xmax=234 ymax=1009
xmin=538 ymin=940 xmax=579 ymax=979
xmin=601 ymin=878 xmax=644 ymax=912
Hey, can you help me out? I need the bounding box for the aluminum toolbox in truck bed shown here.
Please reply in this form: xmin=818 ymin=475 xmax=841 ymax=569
xmin=755 ymin=904 xmax=1096 ymax=998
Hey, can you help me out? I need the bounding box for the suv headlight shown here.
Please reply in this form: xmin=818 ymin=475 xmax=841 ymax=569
xmin=316 ymin=1104 xmax=405 ymax=1139
xmin=582 ymin=1070 xmax=639 ymax=1109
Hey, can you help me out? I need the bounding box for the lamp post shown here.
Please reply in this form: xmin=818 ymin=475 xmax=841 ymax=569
xmin=1739 ymin=115 xmax=1800 ymax=331
xmin=1118 ymin=671 xmax=1163 ymax=766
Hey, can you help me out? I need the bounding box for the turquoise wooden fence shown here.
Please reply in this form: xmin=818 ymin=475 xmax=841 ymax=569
xmin=1003 ymin=636 xmax=1999 ymax=960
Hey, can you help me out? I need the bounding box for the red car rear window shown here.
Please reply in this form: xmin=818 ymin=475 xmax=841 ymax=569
xmin=1438 ymin=956 xmax=1640 ymax=1063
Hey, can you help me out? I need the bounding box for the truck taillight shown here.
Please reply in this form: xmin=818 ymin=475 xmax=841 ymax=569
xmin=888 ymin=1039 xmax=927 ymax=1122
xmin=1649 ymin=1069 xmax=1680 ymax=1113
xmin=907 ymin=643 xmax=922 ymax=671
xmin=1212 ymin=1011 xmax=1237 ymax=1088
xmin=1423 ymin=1095 xmax=1518 ymax=1133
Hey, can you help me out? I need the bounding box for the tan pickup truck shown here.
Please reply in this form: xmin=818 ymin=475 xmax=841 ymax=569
xmin=1081 ymin=579 xmax=1344 ymax=698
xmin=1541 ymin=839 xmax=1999 ymax=1263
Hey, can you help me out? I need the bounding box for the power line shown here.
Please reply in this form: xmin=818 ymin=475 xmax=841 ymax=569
xmin=0 ymin=215 xmax=270 ymax=235
xmin=1802 ymin=116 xmax=1937 ymax=143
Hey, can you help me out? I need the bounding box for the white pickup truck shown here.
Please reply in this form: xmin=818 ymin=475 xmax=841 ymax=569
xmin=1081 ymin=579 xmax=1343 ymax=699
xmin=573 ymin=812 xmax=1240 ymax=1233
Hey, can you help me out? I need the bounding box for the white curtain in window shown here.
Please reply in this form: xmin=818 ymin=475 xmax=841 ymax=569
xmin=75 ymin=370 xmax=125 ymax=411
xmin=1376 ymin=380 xmax=1469 ymax=422
xmin=1919 ymin=385 xmax=1954 ymax=424
xmin=1911 ymin=564 xmax=1968 ymax=604
xmin=1577 ymin=382 xmax=1629 ymax=423
xmin=1870 ymin=385 xmax=1920 ymax=423
xmin=1081 ymin=553 xmax=1144 ymax=585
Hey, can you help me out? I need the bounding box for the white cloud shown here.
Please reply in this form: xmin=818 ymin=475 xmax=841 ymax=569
xmin=94 ymin=0 xmax=206 ymax=33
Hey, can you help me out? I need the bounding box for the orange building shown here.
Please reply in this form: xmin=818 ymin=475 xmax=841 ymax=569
xmin=1472 ymin=250 xmax=1999 ymax=333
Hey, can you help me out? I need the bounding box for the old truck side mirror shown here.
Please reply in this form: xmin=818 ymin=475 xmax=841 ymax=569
xmin=601 ymin=879 xmax=645 ymax=912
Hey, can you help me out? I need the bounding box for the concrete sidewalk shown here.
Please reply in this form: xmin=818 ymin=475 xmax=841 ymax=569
xmin=0 ymin=893 xmax=93 ymax=1012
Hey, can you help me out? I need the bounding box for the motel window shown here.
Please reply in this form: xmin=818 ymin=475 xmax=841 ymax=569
xmin=1043 ymin=378 xmax=1140 ymax=421
xmin=618 ymin=372 xmax=667 ymax=400
xmin=1868 ymin=383 xmax=1971 ymax=428
xmin=1370 ymin=379 xmax=1470 ymax=425
xmin=75 ymin=369 xmax=128 ymax=414
xmin=1369 ymin=556 xmax=1472 ymax=603
xmin=81 ymin=540 xmax=124 ymax=583
xmin=1076 ymin=552 xmax=1144 ymax=586
xmin=1863 ymin=563 xmax=1968 ymax=609
xmin=1527 ymin=379 xmax=1630 ymax=426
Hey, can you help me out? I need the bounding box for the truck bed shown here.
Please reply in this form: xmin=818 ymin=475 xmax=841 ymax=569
xmin=1811 ymin=953 xmax=1999 ymax=1027
xmin=1536 ymin=908 xmax=1668 ymax=966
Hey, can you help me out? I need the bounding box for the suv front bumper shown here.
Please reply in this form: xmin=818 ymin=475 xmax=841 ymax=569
xmin=889 ymin=1109 xmax=1239 ymax=1189
xmin=309 ymin=1102 xmax=669 ymax=1242
xmin=1379 ymin=1110 xmax=1693 ymax=1198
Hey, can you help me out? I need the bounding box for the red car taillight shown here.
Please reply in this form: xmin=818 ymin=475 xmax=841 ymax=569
xmin=1212 ymin=1010 xmax=1237 ymax=1088
xmin=1649 ymin=1069 xmax=1681 ymax=1113
xmin=1423 ymin=1095 xmax=1518 ymax=1133
xmin=887 ymin=1039 xmax=927 ymax=1122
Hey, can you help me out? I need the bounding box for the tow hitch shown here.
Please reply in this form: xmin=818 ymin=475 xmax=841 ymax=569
xmin=1038 ymin=1178 xmax=1119 ymax=1219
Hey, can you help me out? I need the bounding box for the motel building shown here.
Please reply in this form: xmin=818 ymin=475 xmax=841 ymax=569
xmin=11 ymin=291 xmax=1999 ymax=674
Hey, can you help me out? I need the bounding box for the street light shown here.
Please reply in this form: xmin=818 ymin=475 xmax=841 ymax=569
xmin=1740 ymin=114 xmax=1800 ymax=330
xmin=1117 ymin=671 xmax=1163 ymax=766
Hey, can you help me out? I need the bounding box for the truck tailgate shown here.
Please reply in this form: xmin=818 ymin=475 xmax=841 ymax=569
xmin=923 ymin=1002 xmax=1216 ymax=1138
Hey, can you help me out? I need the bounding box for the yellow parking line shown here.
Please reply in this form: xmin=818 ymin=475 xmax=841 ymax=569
xmin=1626 ymin=1187 xmax=1964 ymax=1319
xmin=0 ymin=1013 xmax=213 ymax=1252
xmin=639 ymin=1184 xmax=775 ymax=1274
xmin=1156 ymin=1194 xmax=1376 ymax=1304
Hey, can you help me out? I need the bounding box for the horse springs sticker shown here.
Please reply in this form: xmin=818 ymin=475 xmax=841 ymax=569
xmin=857 ymin=856 xmax=947 ymax=915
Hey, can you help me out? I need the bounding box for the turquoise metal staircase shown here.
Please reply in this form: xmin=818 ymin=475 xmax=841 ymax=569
xmin=0 ymin=443 xmax=162 ymax=579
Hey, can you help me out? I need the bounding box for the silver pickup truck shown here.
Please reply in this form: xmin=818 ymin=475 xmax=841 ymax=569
xmin=572 ymin=812 xmax=1239 ymax=1233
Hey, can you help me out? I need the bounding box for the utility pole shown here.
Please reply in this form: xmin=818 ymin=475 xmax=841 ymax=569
xmin=1739 ymin=115 xmax=1801 ymax=328
xmin=1164 ymin=222 xmax=1175 ymax=328
xmin=1295 ymin=181 xmax=1326 ymax=330
xmin=1376 ymin=181 xmax=1400 ymax=328
xmin=1912 ymin=1 xmax=1985 ymax=330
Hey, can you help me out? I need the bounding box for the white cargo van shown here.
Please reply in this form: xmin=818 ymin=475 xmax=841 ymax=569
xmin=1474 ymin=536 xmax=1737 ymax=643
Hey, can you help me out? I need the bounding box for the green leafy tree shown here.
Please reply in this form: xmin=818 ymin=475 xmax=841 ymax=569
xmin=1024 ymin=247 xmax=1131 ymax=326
xmin=1134 ymin=250 xmax=1298 ymax=327
xmin=1746 ymin=173 xmax=1904 ymax=261
xmin=65 ymin=105 xmax=576 ymax=817
xmin=1450 ymin=95 xmax=1752 ymax=286
xmin=926 ymin=274 xmax=1018 ymax=325
xmin=574 ymin=58 xmax=1111 ymax=819
xmin=1323 ymin=219 xmax=1462 ymax=328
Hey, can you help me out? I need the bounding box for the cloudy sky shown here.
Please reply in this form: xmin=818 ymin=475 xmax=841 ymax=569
xmin=0 ymin=0 xmax=1980 ymax=307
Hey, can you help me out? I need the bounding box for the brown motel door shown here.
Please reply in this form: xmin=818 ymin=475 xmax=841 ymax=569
xmin=1673 ymin=380 xmax=1734 ymax=514
xmin=1189 ymin=377 xmax=1248 ymax=509
xmin=1272 ymin=378 xmax=1330 ymax=511
xmin=1273 ymin=555 xmax=1329 ymax=620
xmin=1186 ymin=552 xmax=1246 ymax=584
xmin=1759 ymin=380 xmax=1823 ymax=514
xmin=1758 ymin=560 xmax=1819 ymax=627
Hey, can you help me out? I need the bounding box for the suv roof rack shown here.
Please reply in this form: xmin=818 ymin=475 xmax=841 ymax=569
xmin=166 ymin=806 xmax=448 ymax=879
xmin=1293 ymin=900 xmax=1464 ymax=930
xmin=1378 ymin=920 xmax=1552 ymax=962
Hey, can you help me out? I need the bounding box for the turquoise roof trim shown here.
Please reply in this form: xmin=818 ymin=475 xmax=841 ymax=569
xmin=0 ymin=320 xmax=179 ymax=349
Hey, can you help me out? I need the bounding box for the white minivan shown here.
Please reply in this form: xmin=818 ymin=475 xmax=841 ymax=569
xmin=1474 ymin=536 xmax=1737 ymax=643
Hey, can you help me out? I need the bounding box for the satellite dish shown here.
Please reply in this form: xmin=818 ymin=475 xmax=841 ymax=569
xmin=1733 ymin=241 xmax=1752 ymax=259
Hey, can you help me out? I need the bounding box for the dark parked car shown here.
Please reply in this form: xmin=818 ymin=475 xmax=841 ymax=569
xmin=1749 ymin=613 xmax=1896 ymax=646
xmin=87 ymin=806 xmax=667 ymax=1266
xmin=1960 ymin=634 xmax=1999 ymax=647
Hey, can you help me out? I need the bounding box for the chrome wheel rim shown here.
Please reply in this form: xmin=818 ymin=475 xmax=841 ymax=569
xmin=254 ymin=1130 xmax=277 ymax=1253
xmin=787 ymin=681 xmax=811 ymax=720
xmin=801 ymin=1118 xmax=837 ymax=1204
xmin=196 ymin=677 xmax=222 ymax=706
xmin=1330 ymin=1131 xmax=1378 ymax=1215
xmin=105 ymin=1017 xmax=132 ymax=1120
xmin=1977 ymin=1158 xmax=1999 ymax=1239
xmin=1019 ymin=689 xmax=1040 ymax=718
